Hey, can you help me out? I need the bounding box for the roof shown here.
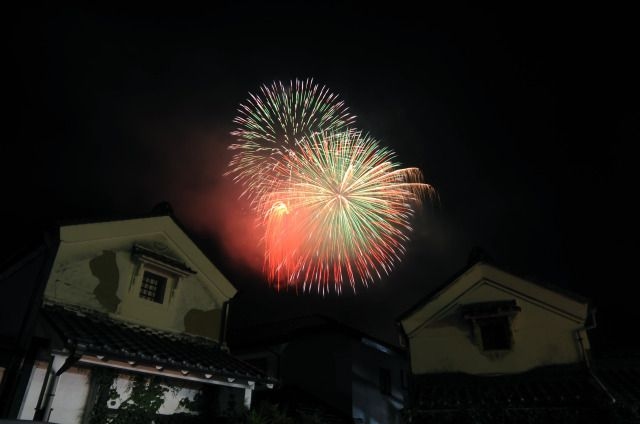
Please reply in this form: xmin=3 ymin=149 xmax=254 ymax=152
xmin=397 ymin=260 xmax=590 ymax=323
xmin=41 ymin=302 xmax=275 ymax=385
xmin=592 ymin=353 xmax=640 ymax=407
xmin=411 ymin=364 xmax=608 ymax=411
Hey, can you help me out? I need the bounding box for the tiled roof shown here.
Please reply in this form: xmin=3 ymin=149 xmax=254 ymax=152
xmin=593 ymin=353 xmax=640 ymax=406
xmin=41 ymin=303 xmax=275 ymax=385
xmin=596 ymin=367 xmax=640 ymax=405
xmin=411 ymin=364 xmax=609 ymax=411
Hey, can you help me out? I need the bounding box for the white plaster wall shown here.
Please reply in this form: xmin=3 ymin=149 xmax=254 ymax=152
xmin=45 ymin=253 xmax=105 ymax=311
xmin=171 ymin=276 xmax=219 ymax=323
xmin=45 ymin=234 xmax=169 ymax=312
xmin=159 ymin=385 xmax=200 ymax=415
xmin=49 ymin=367 xmax=91 ymax=424
xmin=18 ymin=363 xmax=90 ymax=424
xmin=117 ymin=265 xmax=219 ymax=334
xmin=44 ymin=232 xmax=224 ymax=338
xmin=18 ymin=361 xmax=47 ymax=420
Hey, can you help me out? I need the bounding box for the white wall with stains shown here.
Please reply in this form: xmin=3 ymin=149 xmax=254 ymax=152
xmin=44 ymin=228 xmax=226 ymax=340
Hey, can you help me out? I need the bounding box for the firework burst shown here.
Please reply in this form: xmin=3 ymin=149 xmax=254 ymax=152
xmin=227 ymin=79 xmax=355 ymax=207
xmin=259 ymin=130 xmax=433 ymax=294
xmin=226 ymin=80 xmax=434 ymax=294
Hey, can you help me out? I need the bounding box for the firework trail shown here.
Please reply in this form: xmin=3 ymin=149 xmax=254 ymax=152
xmin=227 ymin=79 xmax=355 ymax=207
xmin=260 ymin=130 xmax=433 ymax=294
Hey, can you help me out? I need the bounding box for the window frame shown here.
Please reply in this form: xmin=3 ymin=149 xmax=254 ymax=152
xmin=128 ymin=243 xmax=197 ymax=308
xmin=139 ymin=270 xmax=168 ymax=304
xmin=462 ymin=300 xmax=520 ymax=354
xmin=473 ymin=315 xmax=514 ymax=352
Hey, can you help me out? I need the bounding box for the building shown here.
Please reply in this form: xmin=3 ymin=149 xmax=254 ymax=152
xmin=229 ymin=315 xmax=410 ymax=424
xmin=397 ymin=260 xmax=616 ymax=422
xmin=0 ymin=205 xmax=275 ymax=422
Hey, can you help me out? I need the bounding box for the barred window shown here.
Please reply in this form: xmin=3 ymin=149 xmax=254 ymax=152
xmin=139 ymin=271 xmax=167 ymax=304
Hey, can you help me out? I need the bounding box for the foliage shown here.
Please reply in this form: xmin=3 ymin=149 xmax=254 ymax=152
xmin=296 ymin=407 xmax=330 ymax=424
xmin=88 ymin=368 xmax=201 ymax=424
xmin=227 ymin=401 xmax=294 ymax=424
xmin=109 ymin=374 xmax=169 ymax=424
xmin=87 ymin=370 xmax=350 ymax=423
xmin=87 ymin=367 xmax=118 ymax=424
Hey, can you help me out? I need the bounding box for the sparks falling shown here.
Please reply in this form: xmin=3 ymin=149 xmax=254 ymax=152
xmin=227 ymin=80 xmax=433 ymax=294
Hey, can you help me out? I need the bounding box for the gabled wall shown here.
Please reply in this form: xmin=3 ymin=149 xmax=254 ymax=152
xmin=42 ymin=217 xmax=235 ymax=341
xmin=401 ymin=264 xmax=590 ymax=375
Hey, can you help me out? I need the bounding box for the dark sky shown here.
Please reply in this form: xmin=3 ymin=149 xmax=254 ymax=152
xmin=4 ymin=3 xmax=638 ymax=348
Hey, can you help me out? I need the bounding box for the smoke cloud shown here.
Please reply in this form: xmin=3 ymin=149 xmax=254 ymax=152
xmin=133 ymin=118 xmax=264 ymax=275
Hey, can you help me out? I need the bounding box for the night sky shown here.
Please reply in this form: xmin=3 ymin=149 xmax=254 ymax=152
xmin=4 ymin=3 xmax=638 ymax=349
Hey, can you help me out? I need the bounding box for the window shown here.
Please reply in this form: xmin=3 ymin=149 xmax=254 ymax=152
xmin=379 ymin=368 xmax=391 ymax=395
xmin=130 ymin=244 xmax=196 ymax=306
xmin=139 ymin=271 xmax=167 ymax=304
xmin=477 ymin=316 xmax=512 ymax=350
xmin=462 ymin=300 xmax=520 ymax=353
